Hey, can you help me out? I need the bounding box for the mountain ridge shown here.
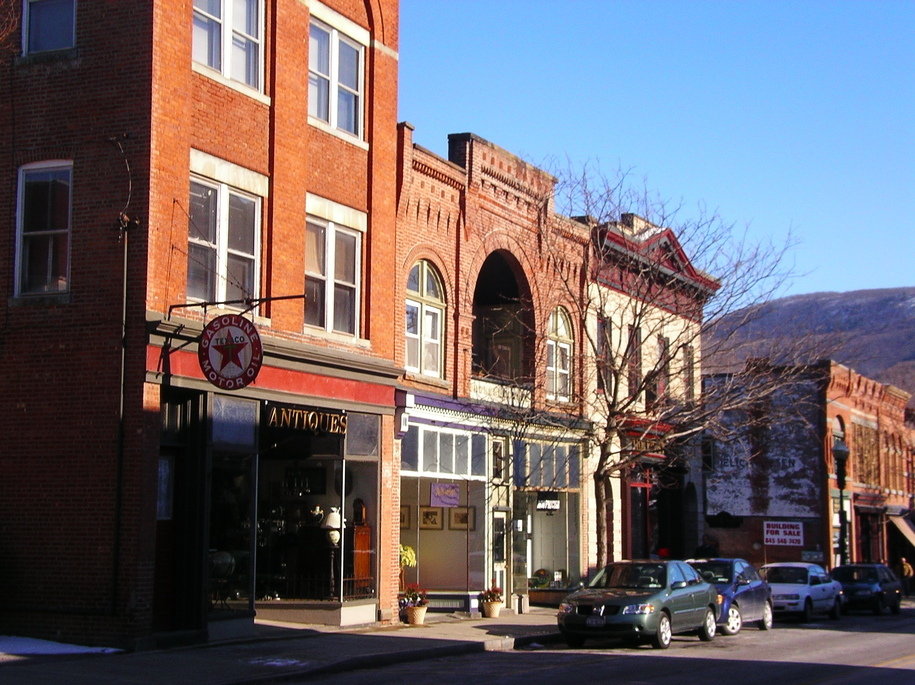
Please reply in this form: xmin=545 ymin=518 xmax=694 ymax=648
xmin=707 ymin=286 xmax=915 ymax=407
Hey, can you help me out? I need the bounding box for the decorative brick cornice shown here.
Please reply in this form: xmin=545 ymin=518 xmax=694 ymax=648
xmin=412 ymin=159 xmax=465 ymax=191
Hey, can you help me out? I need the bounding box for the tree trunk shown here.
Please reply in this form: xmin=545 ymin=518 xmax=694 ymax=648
xmin=594 ymin=473 xmax=608 ymax=568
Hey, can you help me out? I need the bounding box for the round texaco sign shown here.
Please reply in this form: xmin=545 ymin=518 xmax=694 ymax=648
xmin=198 ymin=314 xmax=263 ymax=390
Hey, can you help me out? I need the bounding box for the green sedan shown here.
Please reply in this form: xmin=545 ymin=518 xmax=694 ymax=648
xmin=557 ymin=560 xmax=719 ymax=649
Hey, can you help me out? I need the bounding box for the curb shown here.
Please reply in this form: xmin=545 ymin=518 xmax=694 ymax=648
xmin=225 ymin=631 xmax=564 ymax=684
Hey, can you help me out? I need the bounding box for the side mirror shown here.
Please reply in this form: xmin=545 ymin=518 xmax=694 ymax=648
xmin=671 ymin=580 xmax=688 ymax=590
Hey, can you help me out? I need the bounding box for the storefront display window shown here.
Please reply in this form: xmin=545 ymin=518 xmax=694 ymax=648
xmin=208 ymin=395 xmax=258 ymax=616
xmin=255 ymin=403 xmax=379 ymax=603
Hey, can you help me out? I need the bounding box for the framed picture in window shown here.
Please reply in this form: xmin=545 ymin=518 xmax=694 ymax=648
xmin=399 ymin=505 xmax=410 ymax=529
xmin=448 ymin=506 xmax=475 ymax=531
xmin=418 ymin=506 xmax=443 ymax=530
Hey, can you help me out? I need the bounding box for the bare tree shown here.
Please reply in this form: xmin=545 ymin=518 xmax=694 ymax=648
xmin=0 ymin=3 xmax=18 ymax=51
xmin=526 ymin=162 xmax=833 ymax=567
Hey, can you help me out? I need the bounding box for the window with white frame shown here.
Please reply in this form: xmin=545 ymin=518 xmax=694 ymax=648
xmin=16 ymin=162 xmax=72 ymax=295
xmin=400 ymin=425 xmax=487 ymax=478
xmin=305 ymin=218 xmax=361 ymax=335
xmin=308 ymin=18 xmax=364 ymax=138
xmin=24 ymin=0 xmax=76 ymax=54
xmin=187 ymin=178 xmax=260 ymax=304
xmin=193 ymin=0 xmax=263 ymax=90
xmin=546 ymin=307 xmax=573 ymax=401
xmin=406 ymin=260 xmax=445 ymax=377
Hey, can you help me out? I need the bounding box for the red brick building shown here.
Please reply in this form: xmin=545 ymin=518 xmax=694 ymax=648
xmin=395 ymin=126 xmax=592 ymax=607
xmin=0 ymin=0 xmax=401 ymax=648
xmin=698 ymin=360 xmax=915 ymax=569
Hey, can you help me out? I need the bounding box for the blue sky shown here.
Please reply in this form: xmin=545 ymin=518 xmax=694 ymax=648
xmin=398 ymin=1 xmax=914 ymax=297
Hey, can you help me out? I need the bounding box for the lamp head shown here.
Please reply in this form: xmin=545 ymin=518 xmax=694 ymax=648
xmin=833 ymin=440 xmax=849 ymax=489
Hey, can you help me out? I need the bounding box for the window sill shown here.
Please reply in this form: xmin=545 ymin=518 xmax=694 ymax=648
xmin=192 ymin=62 xmax=271 ymax=106
xmin=9 ymin=292 xmax=71 ymax=307
xmin=403 ymin=371 xmax=449 ymax=389
xmin=16 ymin=47 xmax=80 ymax=66
xmin=302 ymin=326 xmax=370 ymax=349
xmin=308 ymin=117 xmax=370 ymax=151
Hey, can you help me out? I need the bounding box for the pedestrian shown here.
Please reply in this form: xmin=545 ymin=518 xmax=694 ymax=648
xmin=693 ymin=534 xmax=719 ymax=558
xmin=897 ymin=557 xmax=913 ymax=597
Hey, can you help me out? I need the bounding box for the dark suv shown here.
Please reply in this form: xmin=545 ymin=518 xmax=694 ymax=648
xmin=831 ymin=563 xmax=902 ymax=615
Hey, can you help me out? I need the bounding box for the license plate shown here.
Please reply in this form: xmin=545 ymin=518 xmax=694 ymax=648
xmin=586 ymin=616 xmax=605 ymax=627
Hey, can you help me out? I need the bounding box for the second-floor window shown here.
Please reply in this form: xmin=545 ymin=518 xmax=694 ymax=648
xmin=16 ymin=162 xmax=72 ymax=295
xmin=193 ymin=0 xmax=263 ymax=90
xmin=305 ymin=218 xmax=361 ymax=335
xmin=546 ymin=307 xmax=573 ymax=401
xmin=308 ymin=20 xmax=363 ymax=138
xmin=646 ymin=335 xmax=670 ymax=408
xmin=187 ymin=178 xmax=260 ymax=304
xmin=405 ymin=260 xmax=445 ymax=377
xmin=627 ymin=325 xmax=642 ymax=401
xmin=682 ymin=344 xmax=695 ymax=401
xmin=24 ymin=0 xmax=76 ymax=54
xmin=596 ymin=315 xmax=612 ymax=392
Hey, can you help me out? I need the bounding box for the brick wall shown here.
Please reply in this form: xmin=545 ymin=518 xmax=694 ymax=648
xmin=0 ymin=0 xmax=401 ymax=645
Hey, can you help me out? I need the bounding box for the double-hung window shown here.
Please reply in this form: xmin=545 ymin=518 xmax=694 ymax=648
xmin=627 ymin=325 xmax=642 ymax=401
xmin=193 ymin=0 xmax=263 ymax=90
xmin=405 ymin=260 xmax=445 ymax=377
xmin=187 ymin=178 xmax=260 ymax=305
xmin=308 ymin=15 xmax=365 ymax=138
xmin=24 ymin=0 xmax=76 ymax=54
xmin=16 ymin=162 xmax=72 ymax=295
xmin=596 ymin=315 xmax=612 ymax=392
xmin=682 ymin=344 xmax=695 ymax=401
xmin=546 ymin=307 xmax=573 ymax=401
xmin=305 ymin=217 xmax=361 ymax=336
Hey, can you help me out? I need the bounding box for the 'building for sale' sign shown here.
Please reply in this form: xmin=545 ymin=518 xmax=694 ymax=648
xmin=764 ymin=521 xmax=804 ymax=546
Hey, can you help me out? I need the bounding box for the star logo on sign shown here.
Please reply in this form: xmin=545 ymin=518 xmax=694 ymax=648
xmin=199 ymin=315 xmax=263 ymax=390
xmin=213 ymin=335 xmax=247 ymax=371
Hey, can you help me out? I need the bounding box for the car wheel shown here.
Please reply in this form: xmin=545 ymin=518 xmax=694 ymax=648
xmin=829 ymin=597 xmax=842 ymax=620
xmin=698 ymin=608 xmax=716 ymax=641
xmin=757 ymin=601 xmax=773 ymax=630
xmin=891 ymin=598 xmax=901 ymax=615
xmin=722 ymin=605 xmax=742 ymax=635
xmin=873 ymin=596 xmax=884 ymax=616
xmin=564 ymin=633 xmax=585 ymax=649
xmin=651 ymin=611 xmax=672 ymax=649
xmin=801 ymin=599 xmax=813 ymax=623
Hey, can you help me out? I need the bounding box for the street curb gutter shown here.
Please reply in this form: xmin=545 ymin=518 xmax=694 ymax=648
xmin=226 ymin=632 xmax=563 ymax=684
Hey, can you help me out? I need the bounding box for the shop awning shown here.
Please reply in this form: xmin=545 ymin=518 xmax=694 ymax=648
xmin=889 ymin=515 xmax=915 ymax=550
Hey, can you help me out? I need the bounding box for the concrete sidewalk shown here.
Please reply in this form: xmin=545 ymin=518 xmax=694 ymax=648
xmin=0 ymin=607 xmax=563 ymax=684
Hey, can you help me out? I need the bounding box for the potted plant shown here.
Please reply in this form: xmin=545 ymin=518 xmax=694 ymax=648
xmin=400 ymin=583 xmax=429 ymax=624
xmin=478 ymin=584 xmax=504 ymax=618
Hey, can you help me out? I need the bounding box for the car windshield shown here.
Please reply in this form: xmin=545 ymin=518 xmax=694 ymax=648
xmin=762 ymin=566 xmax=808 ymax=584
xmin=690 ymin=561 xmax=731 ymax=584
xmin=832 ymin=567 xmax=878 ymax=583
xmin=588 ymin=563 xmax=666 ymax=589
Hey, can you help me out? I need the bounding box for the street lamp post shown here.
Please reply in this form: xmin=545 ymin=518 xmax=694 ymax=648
xmin=834 ymin=441 xmax=849 ymax=566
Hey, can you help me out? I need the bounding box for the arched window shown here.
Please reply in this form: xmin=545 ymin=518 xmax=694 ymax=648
xmin=546 ymin=307 xmax=573 ymax=401
xmin=405 ymin=261 xmax=445 ymax=377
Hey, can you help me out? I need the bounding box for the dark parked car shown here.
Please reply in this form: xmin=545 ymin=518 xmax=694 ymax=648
xmin=832 ymin=563 xmax=902 ymax=615
xmin=688 ymin=558 xmax=773 ymax=634
xmin=557 ymin=560 xmax=718 ymax=649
